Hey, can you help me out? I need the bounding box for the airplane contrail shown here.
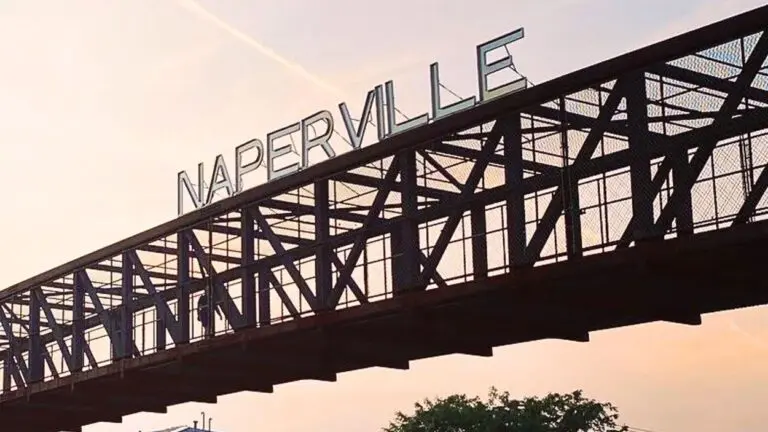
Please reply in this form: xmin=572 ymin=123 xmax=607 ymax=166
xmin=174 ymin=0 xmax=344 ymax=97
xmin=728 ymin=320 xmax=768 ymax=351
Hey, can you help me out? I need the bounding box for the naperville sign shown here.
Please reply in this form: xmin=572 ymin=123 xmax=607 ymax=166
xmin=177 ymin=28 xmax=526 ymax=216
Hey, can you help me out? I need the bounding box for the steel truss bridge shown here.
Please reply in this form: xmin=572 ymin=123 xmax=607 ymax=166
xmin=4 ymin=6 xmax=768 ymax=431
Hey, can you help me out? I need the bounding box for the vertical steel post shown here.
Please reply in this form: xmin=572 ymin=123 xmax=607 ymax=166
xmin=207 ymin=221 xmax=215 ymax=337
xmin=560 ymin=96 xmax=583 ymax=259
xmin=315 ymin=180 xmax=332 ymax=309
xmin=177 ymin=231 xmax=190 ymax=344
xmin=156 ymin=251 xmax=167 ymax=350
xmin=672 ymin=155 xmax=694 ymax=237
xmin=120 ymin=253 xmax=134 ymax=359
xmin=626 ymin=72 xmax=657 ymax=242
xmin=156 ymin=310 xmax=167 ymax=350
xmin=392 ymin=150 xmax=419 ymax=293
xmin=258 ymin=267 xmax=271 ymax=326
xmin=470 ymin=204 xmax=488 ymax=279
xmin=72 ymin=275 xmax=85 ymax=372
xmin=2 ymin=351 xmax=10 ymax=391
xmin=505 ymin=113 xmax=527 ymax=266
xmin=28 ymin=291 xmax=43 ymax=383
xmin=241 ymin=209 xmax=256 ymax=326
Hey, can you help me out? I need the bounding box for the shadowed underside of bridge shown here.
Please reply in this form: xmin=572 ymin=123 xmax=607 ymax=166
xmin=3 ymin=5 xmax=768 ymax=432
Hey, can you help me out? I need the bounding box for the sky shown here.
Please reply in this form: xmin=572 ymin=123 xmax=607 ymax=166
xmin=0 ymin=0 xmax=768 ymax=431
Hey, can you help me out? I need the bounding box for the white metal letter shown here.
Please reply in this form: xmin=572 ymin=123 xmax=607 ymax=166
xmin=339 ymin=90 xmax=377 ymax=149
xmin=301 ymin=110 xmax=336 ymax=168
xmin=384 ymin=80 xmax=429 ymax=137
xmin=206 ymin=154 xmax=235 ymax=204
xmin=235 ymin=139 xmax=264 ymax=193
xmin=430 ymin=62 xmax=477 ymax=120
xmin=267 ymin=123 xmax=301 ymax=181
xmin=375 ymin=84 xmax=386 ymax=141
xmin=476 ymin=28 xmax=526 ymax=102
xmin=177 ymin=163 xmax=205 ymax=215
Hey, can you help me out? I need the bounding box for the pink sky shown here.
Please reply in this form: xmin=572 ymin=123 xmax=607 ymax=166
xmin=0 ymin=0 xmax=767 ymax=431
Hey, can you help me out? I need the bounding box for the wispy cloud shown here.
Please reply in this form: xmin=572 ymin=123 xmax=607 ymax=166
xmin=728 ymin=320 xmax=768 ymax=351
xmin=173 ymin=0 xmax=344 ymax=97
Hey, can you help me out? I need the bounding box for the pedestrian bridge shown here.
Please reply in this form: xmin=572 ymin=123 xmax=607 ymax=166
xmin=2 ymin=5 xmax=768 ymax=431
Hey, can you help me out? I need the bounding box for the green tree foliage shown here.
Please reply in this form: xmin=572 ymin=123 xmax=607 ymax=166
xmin=384 ymin=388 xmax=629 ymax=432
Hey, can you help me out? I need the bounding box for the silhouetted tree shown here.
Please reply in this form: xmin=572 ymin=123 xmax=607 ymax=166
xmin=384 ymin=388 xmax=629 ymax=432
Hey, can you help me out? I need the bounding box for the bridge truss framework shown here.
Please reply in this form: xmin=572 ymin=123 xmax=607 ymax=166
xmin=3 ymin=6 xmax=768 ymax=431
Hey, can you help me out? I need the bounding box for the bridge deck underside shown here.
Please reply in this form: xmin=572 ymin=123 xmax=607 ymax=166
xmin=3 ymin=220 xmax=767 ymax=431
xmin=3 ymin=6 xmax=768 ymax=432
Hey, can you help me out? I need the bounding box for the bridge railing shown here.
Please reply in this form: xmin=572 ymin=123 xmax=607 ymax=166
xmin=2 ymin=10 xmax=768 ymax=394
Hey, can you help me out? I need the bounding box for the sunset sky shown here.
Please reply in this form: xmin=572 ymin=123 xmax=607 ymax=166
xmin=0 ymin=0 xmax=767 ymax=431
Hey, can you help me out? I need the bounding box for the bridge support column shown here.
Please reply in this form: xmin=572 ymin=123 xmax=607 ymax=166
xmin=471 ymin=203 xmax=488 ymax=279
xmin=241 ymin=209 xmax=257 ymax=326
xmin=119 ymin=253 xmax=134 ymax=359
xmin=156 ymin=306 xmax=167 ymax=351
xmin=72 ymin=276 xmax=85 ymax=372
xmin=626 ymin=72 xmax=657 ymax=242
xmin=155 ymin=254 xmax=168 ymax=350
xmin=177 ymin=231 xmax=191 ymax=344
xmin=27 ymin=290 xmax=43 ymax=383
xmin=671 ymin=149 xmax=694 ymax=235
xmin=559 ymin=96 xmax=583 ymax=259
xmin=205 ymin=224 xmax=217 ymax=337
xmin=504 ymin=113 xmax=527 ymax=267
xmin=392 ymin=150 xmax=420 ymax=294
xmin=258 ymin=266 xmax=271 ymax=326
xmin=2 ymin=351 xmax=10 ymax=391
xmin=315 ymin=180 xmax=332 ymax=309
